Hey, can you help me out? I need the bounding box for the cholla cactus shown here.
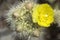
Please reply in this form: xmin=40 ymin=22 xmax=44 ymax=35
xmin=6 ymin=0 xmax=54 ymax=40
xmin=6 ymin=0 xmax=40 ymax=37
xmin=54 ymin=9 xmax=60 ymax=27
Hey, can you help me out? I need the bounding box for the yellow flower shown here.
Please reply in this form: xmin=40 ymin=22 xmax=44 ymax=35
xmin=32 ymin=4 xmax=54 ymax=27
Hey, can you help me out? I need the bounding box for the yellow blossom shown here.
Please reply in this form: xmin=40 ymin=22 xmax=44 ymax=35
xmin=32 ymin=4 xmax=54 ymax=27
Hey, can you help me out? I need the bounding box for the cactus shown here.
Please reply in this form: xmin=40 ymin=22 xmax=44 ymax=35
xmin=6 ymin=0 xmax=40 ymax=38
xmin=6 ymin=0 xmax=54 ymax=40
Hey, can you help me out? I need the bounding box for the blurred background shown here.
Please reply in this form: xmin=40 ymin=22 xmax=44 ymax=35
xmin=0 ymin=0 xmax=60 ymax=40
